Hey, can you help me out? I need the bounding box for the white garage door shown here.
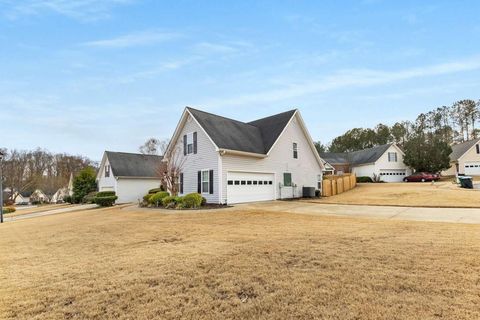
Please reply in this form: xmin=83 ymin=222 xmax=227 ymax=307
xmin=379 ymin=169 xmax=407 ymax=182
xmin=465 ymin=162 xmax=480 ymax=175
xmin=226 ymin=172 xmax=275 ymax=204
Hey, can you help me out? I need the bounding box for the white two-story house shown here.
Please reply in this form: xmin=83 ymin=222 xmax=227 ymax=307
xmin=164 ymin=107 xmax=325 ymax=204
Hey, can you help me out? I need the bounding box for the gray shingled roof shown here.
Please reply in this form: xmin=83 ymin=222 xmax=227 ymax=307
xmin=449 ymin=139 xmax=480 ymax=161
xmin=319 ymin=152 xmax=349 ymax=164
xmin=187 ymin=107 xmax=296 ymax=154
xmin=105 ymin=151 xmax=163 ymax=178
xmin=349 ymin=144 xmax=392 ymax=165
xmin=320 ymin=144 xmax=393 ymax=166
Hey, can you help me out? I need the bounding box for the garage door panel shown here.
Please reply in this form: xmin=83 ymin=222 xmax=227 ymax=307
xmin=465 ymin=162 xmax=480 ymax=175
xmin=379 ymin=169 xmax=406 ymax=182
xmin=227 ymin=172 xmax=275 ymax=204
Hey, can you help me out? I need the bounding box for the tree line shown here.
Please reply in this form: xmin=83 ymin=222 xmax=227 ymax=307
xmin=315 ymin=99 xmax=480 ymax=173
xmin=1 ymin=148 xmax=96 ymax=202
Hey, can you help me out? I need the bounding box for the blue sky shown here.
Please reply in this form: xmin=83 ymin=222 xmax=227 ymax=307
xmin=1 ymin=0 xmax=480 ymax=160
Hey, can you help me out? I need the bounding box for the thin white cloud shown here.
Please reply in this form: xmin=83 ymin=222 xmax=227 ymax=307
xmin=1 ymin=0 xmax=134 ymax=21
xmin=203 ymin=55 xmax=480 ymax=108
xmin=81 ymin=30 xmax=180 ymax=48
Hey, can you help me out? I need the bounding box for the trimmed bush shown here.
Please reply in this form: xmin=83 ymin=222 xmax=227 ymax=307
xmin=94 ymin=196 xmax=118 ymax=207
xmin=2 ymin=207 xmax=16 ymax=214
xmin=143 ymin=194 xmax=152 ymax=202
xmin=96 ymin=191 xmax=116 ymax=197
xmin=315 ymin=189 xmax=321 ymax=197
xmin=357 ymin=176 xmax=373 ymax=183
xmin=63 ymin=195 xmax=73 ymax=204
xmin=83 ymin=191 xmax=98 ymax=204
xmin=201 ymin=197 xmax=207 ymax=206
xmin=162 ymin=195 xmax=177 ymax=207
xmin=182 ymin=193 xmax=203 ymax=208
xmin=148 ymin=187 xmax=165 ymax=194
xmin=148 ymin=191 xmax=170 ymax=206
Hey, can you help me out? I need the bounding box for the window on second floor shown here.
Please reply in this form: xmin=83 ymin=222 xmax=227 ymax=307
xmin=388 ymin=152 xmax=398 ymax=162
xmin=293 ymin=142 xmax=298 ymax=159
xmin=105 ymin=165 xmax=110 ymax=178
xmin=184 ymin=132 xmax=198 ymax=155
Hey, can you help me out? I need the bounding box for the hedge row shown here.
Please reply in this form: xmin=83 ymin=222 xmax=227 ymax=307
xmin=143 ymin=192 xmax=205 ymax=209
xmin=2 ymin=207 xmax=16 ymax=214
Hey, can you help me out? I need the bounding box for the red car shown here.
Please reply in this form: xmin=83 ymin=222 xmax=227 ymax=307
xmin=403 ymin=172 xmax=440 ymax=182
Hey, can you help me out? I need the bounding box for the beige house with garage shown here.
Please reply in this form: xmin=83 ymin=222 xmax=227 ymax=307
xmin=442 ymin=138 xmax=480 ymax=176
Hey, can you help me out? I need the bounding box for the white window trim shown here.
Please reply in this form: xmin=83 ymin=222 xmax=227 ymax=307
xmin=388 ymin=152 xmax=398 ymax=162
xmin=201 ymin=169 xmax=210 ymax=194
xmin=186 ymin=132 xmax=194 ymax=155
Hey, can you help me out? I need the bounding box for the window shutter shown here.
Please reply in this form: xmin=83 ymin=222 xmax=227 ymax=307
xmin=197 ymin=171 xmax=201 ymax=193
xmin=477 ymin=144 xmax=480 ymax=154
xmin=193 ymin=132 xmax=198 ymax=154
xmin=209 ymin=169 xmax=214 ymax=194
xmin=180 ymin=173 xmax=184 ymax=194
xmin=183 ymin=135 xmax=187 ymax=155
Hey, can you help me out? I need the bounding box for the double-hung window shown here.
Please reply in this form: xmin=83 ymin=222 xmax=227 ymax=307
xmin=388 ymin=152 xmax=398 ymax=162
xmin=201 ymin=170 xmax=209 ymax=193
xmin=183 ymin=132 xmax=198 ymax=155
xmin=293 ymin=142 xmax=298 ymax=159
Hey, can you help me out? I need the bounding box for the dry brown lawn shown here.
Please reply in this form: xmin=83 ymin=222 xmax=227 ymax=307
xmin=1 ymin=206 xmax=480 ymax=319
xmin=318 ymin=182 xmax=480 ymax=208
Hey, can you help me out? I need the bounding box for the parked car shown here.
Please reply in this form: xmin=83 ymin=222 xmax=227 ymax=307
xmin=403 ymin=172 xmax=440 ymax=182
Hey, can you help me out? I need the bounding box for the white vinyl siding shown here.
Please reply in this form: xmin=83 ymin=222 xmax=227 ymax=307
xmin=97 ymin=157 xmax=117 ymax=192
xmin=174 ymin=114 xmax=220 ymax=203
xmin=221 ymin=114 xmax=322 ymax=203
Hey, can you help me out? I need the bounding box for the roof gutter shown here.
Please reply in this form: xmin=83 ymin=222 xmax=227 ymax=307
xmin=218 ymin=149 xmax=267 ymax=158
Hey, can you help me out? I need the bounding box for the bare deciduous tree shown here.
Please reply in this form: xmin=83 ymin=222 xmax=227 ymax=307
xmin=156 ymin=146 xmax=185 ymax=196
xmin=139 ymin=138 xmax=170 ymax=155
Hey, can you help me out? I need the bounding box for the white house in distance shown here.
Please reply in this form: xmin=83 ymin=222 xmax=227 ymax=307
xmin=163 ymin=107 xmax=325 ymax=204
xmin=442 ymin=138 xmax=480 ymax=176
xmin=97 ymin=151 xmax=163 ymax=203
xmin=320 ymin=143 xmax=412 ymax=182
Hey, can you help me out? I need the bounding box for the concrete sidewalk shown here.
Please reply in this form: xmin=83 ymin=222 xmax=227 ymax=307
xmin=4 ymin=204 xmax=98 ymax=222
xmin=239 ymin=201 xmax=480 ymax=224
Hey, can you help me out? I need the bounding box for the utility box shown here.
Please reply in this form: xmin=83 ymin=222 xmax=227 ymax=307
xmin=302 ymin=187 xmax=315 ymax=198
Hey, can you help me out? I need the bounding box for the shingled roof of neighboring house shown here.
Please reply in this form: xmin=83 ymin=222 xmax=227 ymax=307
xmin=449 ymin=138 xmax=480 ymax=161
xmin=105 ymin=151 xmax=163 ymax=178
xmin=320 ymin=143 xmax=394 ymax=166
xmin=186 ymin=107 xmax=296 ymax=154
xmin=319 ymin=152 xmax=349 ymax=164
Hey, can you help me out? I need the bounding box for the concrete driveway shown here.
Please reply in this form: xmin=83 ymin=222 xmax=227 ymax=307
xmin=238 ymin=201 xmax=480 ymax=224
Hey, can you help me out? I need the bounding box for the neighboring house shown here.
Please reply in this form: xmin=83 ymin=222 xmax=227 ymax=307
xmin=320 ymin=143 xmax=412 ymax=182
xmin=163 ymin=107 xmax=324 ymax=204
xmin=97 ymin=151 xmax=163 ymax=203
xmin=322 ymin=159 xmax=335 ymax=175
xmin=51 ymin=173 xmax=74 ymax=203
xmin=4 ymin=189 xmax=30 ymax=204
xmin=30 ymin=189 xmax=49 ymax=203
xmin=441 ymin=138 xmax=480 ymax=176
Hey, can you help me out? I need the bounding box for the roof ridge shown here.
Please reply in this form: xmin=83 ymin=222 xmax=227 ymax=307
xmin=186 ymin=107 xmax=258 ymax=129
xmin=247 ymin=109 xmax=297 ymax=126
xmin=106 ymin=150 xmax=163 ymax=157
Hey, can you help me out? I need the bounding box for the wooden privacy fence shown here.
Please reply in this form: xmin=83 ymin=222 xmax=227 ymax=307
xmin=322 ymin=174 xmax=357 ymax=197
